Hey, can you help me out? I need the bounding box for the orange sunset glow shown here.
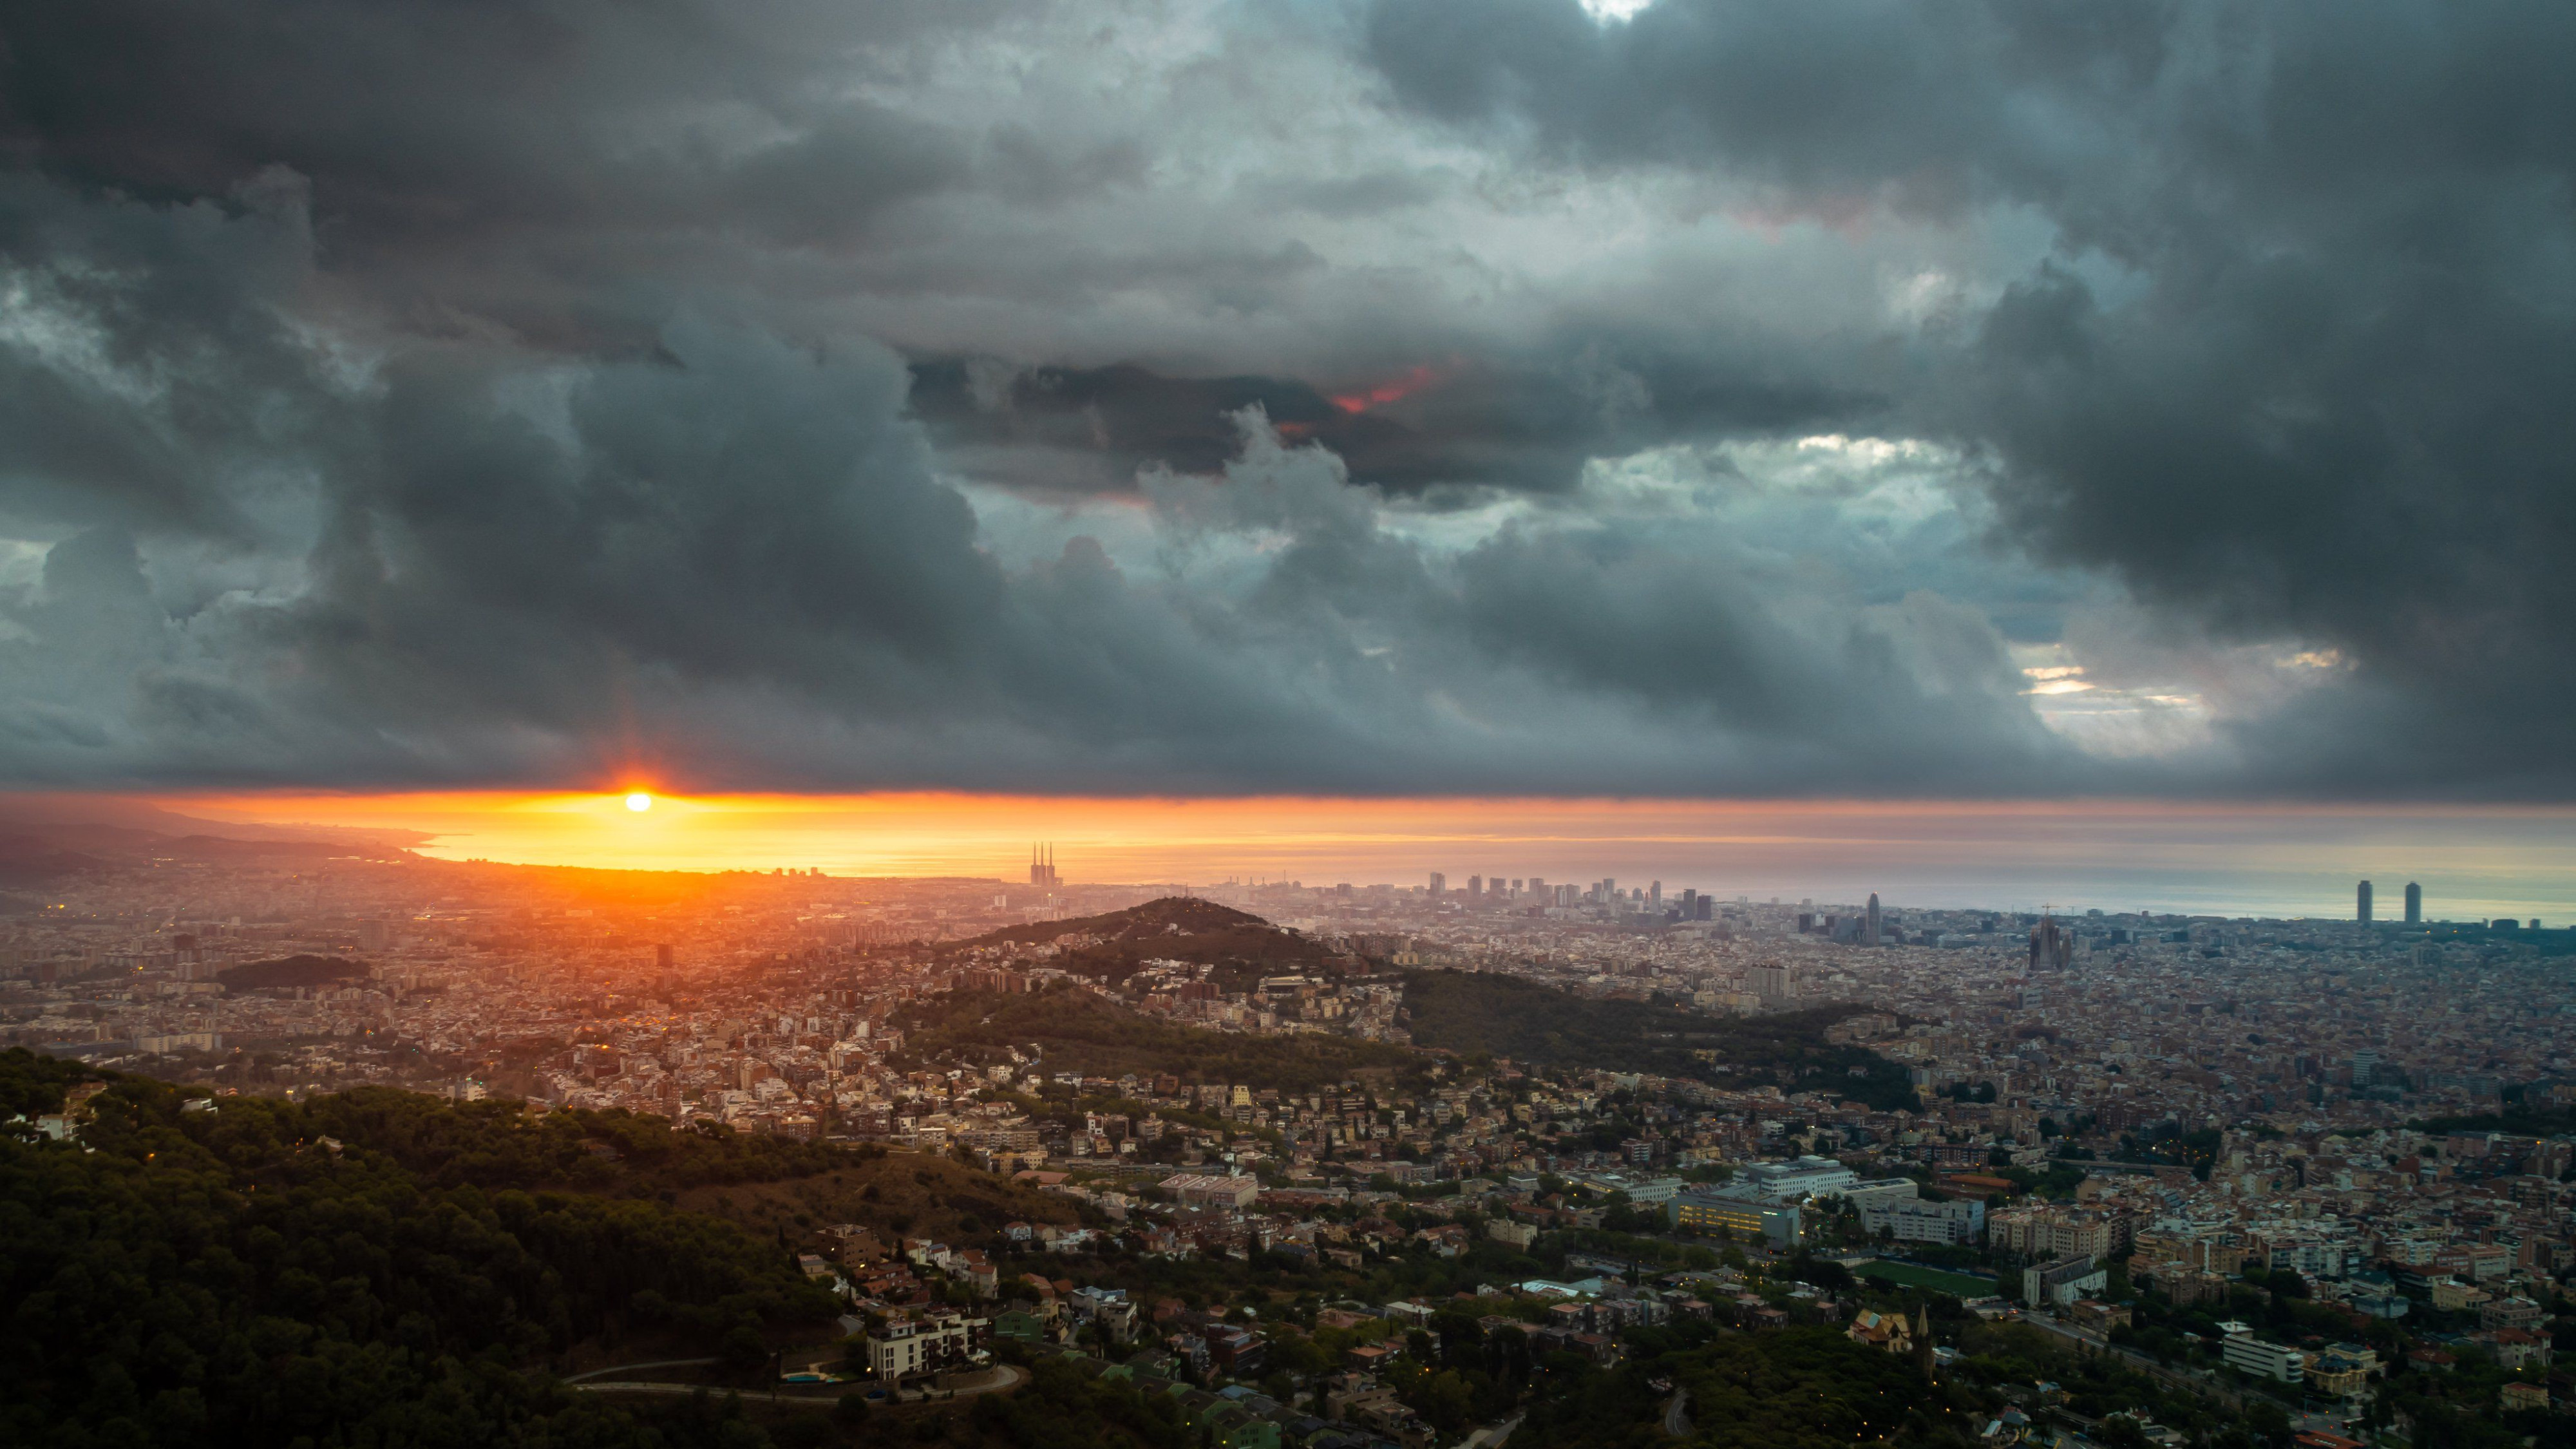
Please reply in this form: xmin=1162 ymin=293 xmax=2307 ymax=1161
xmin=149 ymin=790 xmax=2576 ymax=918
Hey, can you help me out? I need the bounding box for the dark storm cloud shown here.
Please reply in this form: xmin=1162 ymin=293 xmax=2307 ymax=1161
xmin=0 ymin=0 xmax=1011 ymax=350
xmin=910 ymin=360 xmax=1615 ymax=496
xmin=1366 ymin=0 xmax=2576 ymax=794
xmin=1370 ymin=0 xmax=2038 ymax=200
xmin=913 ymin=344 xmax=1871 ymax=500
xmin=0 ymin=162 xmax=2073 ymax=793
xmin=0 ymin=0 xmax=990 ymax=223
xmin=908 ymin=362 xmax=1358 ymax=491
xmin=0 ymin=169 xmax=335 ymax=538
xmin=4 ymin=0 xmax=2565 ymax=797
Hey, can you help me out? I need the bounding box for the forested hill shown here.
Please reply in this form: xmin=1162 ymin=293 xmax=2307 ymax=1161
xmin=951 ymin=896 xmax=1350 ymax=988
xmin=897 ymin=985 xmax=1419 ymax=1092
xmin=1399 ymin=971 xmax=1919 ymax=1111
xmin=0 ymin=1048 xmax=842 ymax=1448
xmin=214 ymin=952 xmax=372 ymax=992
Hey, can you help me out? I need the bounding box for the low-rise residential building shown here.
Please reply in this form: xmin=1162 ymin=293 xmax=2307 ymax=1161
xmin=1163 ymin=1173 xmax=1261 ymax=1209
xmin=2481 ymin=1296 xmax=2543 ymax=1330
xmin=2430 ymin=1279 xmax=2488 ymax=1312
xmin=2305 ymin=1350 xmax=2374 ymax=1397
xmin=2502 ymin=1383 xmax=2551 ymax=1413
xmin=1989 ymin=1206 xmax=2121 ymax=1261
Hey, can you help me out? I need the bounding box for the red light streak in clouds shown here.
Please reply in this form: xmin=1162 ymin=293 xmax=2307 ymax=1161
xmin=1330 ymin=364 xmax=1444 ymax=415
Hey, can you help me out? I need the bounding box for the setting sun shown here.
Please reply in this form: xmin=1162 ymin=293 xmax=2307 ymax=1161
xmin=624 ymin=791 xmax=653 ymax=813
xmin=109 ymin=789 xmax=2576 ymax=919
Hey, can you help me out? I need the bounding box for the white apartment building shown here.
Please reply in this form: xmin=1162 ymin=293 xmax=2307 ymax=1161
xmin=864 ymin=1313 xmax=987 ymax=1384
xmin=1866 ymin=1196 xmax=1987 ymax=1247
xmin=2218 ymin=1327 xmax=2305 ymax=1385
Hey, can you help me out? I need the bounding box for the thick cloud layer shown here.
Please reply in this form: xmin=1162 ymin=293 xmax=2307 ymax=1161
xmin=0 ymin=0 xmax=2566 ymax=795
xmin=1365 ymin=0 xmax=2576 ymax=793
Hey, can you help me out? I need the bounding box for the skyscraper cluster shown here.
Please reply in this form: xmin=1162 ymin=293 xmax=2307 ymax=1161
xmin=2360 ymin=878 xmax=2425 ymax=924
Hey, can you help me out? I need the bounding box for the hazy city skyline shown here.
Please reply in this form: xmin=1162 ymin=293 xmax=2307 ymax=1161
xmin=61 ymin=791 xmax=2569 ymax=923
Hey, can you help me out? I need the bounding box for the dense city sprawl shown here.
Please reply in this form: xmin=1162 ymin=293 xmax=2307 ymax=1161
xmin=8 ymin=848 xmax=2576 ymax=1449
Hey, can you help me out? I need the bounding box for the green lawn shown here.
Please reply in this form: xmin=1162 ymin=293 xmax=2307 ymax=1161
xmin=1856 ymin=1259 xmax=2001 ymax=1298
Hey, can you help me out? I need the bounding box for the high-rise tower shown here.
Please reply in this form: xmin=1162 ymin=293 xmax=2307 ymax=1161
xmin=2404 ymin=882 xmax=2421 ymax=925
xmin=1864 ymin=892 xmax=1882 ymax=947
xmin=2358 ymin=879 xmax=2373 ymax=923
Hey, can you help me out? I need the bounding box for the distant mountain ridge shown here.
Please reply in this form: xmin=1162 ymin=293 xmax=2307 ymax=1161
xmin=0 ymin=795 xmax=424 ymax=884
xmin=0 ymin=834 xmax=112 ymax=889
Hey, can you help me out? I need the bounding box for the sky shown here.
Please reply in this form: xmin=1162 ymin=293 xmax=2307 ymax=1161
xmin=153 ymin=793 xmax=2576 ymax=923
xmin=3 ymin=2 xmax=2573 ymax=898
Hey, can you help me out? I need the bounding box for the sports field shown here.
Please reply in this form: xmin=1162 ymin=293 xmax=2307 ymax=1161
xmin=1856 ymin=1260 xmax=2002 ymax=1298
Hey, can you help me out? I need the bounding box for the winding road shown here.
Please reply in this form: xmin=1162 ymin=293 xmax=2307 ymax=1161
xmin=571 ymin=1362 xmax=1027 ymax=1403
xmin=564 ymin=1358 xmax=717 ymax=1383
